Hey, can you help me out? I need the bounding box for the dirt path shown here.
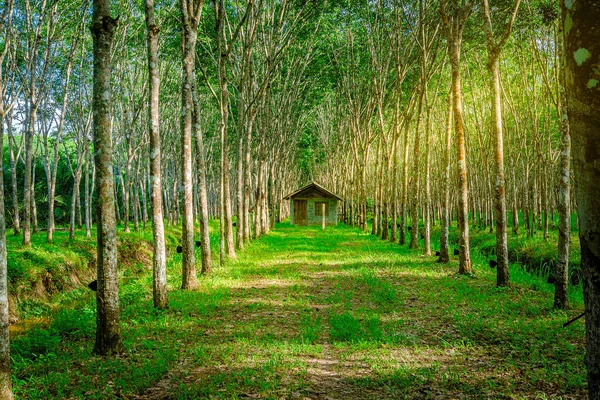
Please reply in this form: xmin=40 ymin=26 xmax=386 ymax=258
xmin=127 ymin=225 xmax=586 ymax=399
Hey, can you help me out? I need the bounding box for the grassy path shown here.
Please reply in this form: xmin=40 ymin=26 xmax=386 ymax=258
xmin=13 ymin=224 xmax=586 ymax=399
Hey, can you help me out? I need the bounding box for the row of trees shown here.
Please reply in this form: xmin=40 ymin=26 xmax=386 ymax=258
xmin=306 ymin=0 xmax=598 ymax=396
xmin=0 ymin=0 xmax=330 ymax=396
xmin=313 ymin=0 xmax=570 ymax=296
xmin=0 ymin=0 xmax=598 ymax=398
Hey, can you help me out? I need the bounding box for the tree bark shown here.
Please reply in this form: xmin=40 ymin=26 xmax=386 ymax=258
xmin=45 ymin=40 xmax=76 ymax=243
xmin=22 ymin=106 xmax=36 ymax=246
xmin=179 ymin=0 xmax=205 ymax=289
xmin=441 ymin=0 xmax=473 ymax=274
xmin=0 ymin=109 xmax=12 ymax=400
xmin=243 ymin=113 xmax=254 ymax=243
xmin=554 ymin=16 xmax=570 ymax=310
xmin=145 ymin=0 xmax=168 ymax=309
xmin=192 ymin=83 xmax=212 ymax=275
xmin=31 ymin=165 xmax=38 ymax=234
xmin=85 ymin=148 xmax=92 ymax=238
xmin=214 ymin=0 xmax=238 ymax=262
xmin=70 ymin=158 xmax=84 ymax=241
xmin=410 ymin=85 xmax=424 ymax=249
xmin=489 ymin=57 xmax=510 ymax=285
xmin=91 ymin=0 xmax=124 ymax=355
xmin=236 ymin=133 xmax=245 ymax=251
xmin=0 ymin=3 xmax=14 ymax=393
xmin=7 ymin=117 xmax=20 ymax=236
xmin=481 ymin=0 xmax=520 ymax=287
xmin=423 ymin=92 xmax=432 ymax=256
xmin=438 ymin=90 xmax=452 ymax=263
xmin=563 ymin=1 xmax=600 ymax=396
xmin=399 ymin=121 xmax=410 ymax=245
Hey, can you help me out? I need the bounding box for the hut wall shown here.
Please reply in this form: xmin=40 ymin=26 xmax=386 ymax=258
xmin=307 ymin=199 xmax=337 ymax=225
xmin=290 ymin=198 xmax=338 ymax=226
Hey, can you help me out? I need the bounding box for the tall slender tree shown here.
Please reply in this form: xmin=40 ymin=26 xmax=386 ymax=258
xmin=91 ymin=0 xmax=124 ymax=355
xmin=179 ymin=0 xmax=205 ymax=289
xmin=22 ymin=0 xmax=56 ymax=246
xmin=438 ymin=90 xmax=452 ymax=263
xmin=563 ymin=0 xmax=600 ymax=397
xmin=554 ymin=9 xmax=570 ymax=309
xmin=43 ymin=14 xmax=84 ymax=244
xmin=481 ymin=0 xmax=521 ymax=287
xmin=212 ymin=0 xmax=254 ymax=263
xmin=440 ymin=0 xmax=473 ymax=275
xmin=144 ymin=0 xmax=168 ymax=309
xmin=0 ymin=0 xmax=14 ymax=396
xmin=192 ymin=87 xmax=212 ymax=275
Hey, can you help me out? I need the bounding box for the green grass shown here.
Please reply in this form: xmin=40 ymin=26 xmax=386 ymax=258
xmin=464 ymin=226 xmax=582 ymax=278
xmin=9 ymin=223 xmax=587 ymax=399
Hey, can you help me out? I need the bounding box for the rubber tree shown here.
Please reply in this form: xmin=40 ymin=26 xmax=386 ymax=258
xmin=554 ymin=5 xmax=571 ymax=309
xmin=22 ymin=0 xmax=57 ymax=246
xmin=480 ymin=0 xmax=521 ymax=287
xmin=91 ymin=0 xmax=124 ymax=356
xmin=179 ymin=0 xmax=205 ymax=289
xmin=438 ymin=90 xmax=452 ymax=264
xmin=440 ymin=0 xmax=473 ymax=275
xmin=144 ymin=0 xmax=168 ymax=309
xmin=192 ymin=86 xmax=212 ymax=275
xmin=0 ymin=0 xmax=14 ymax=396
xmin=562 ymin=0 xmax=600 ymax=396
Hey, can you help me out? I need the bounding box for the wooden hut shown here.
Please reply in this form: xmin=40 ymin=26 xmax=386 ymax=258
xmin=284 ymin=182 xmax=342 ymax=226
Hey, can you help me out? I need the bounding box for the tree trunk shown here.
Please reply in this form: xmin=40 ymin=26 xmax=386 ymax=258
xmin=399 ymin=121 xmax=409 ymax=245
xmin=70 ymin=163 xmax=83 ymax=241
xmin=7 ymin=117 xmax=20 ymax=236
xmin=192 ymin=82 xmax=212 ymax=275
xmin=488 ymin=58 xmax=510 ymax=286
xmin=236 ymin=133 xmax=244 ymax=250
xmin=76 ymin=175 xmax=83 ymax=230
xmin=0 ymin=27 xmax=14 ymax=390
xmin=0 ymin=146 xmax=11 ymax=399
xmin=46 ymin=164 xmax=56 ymax=242
xmin=255 ymin=157 xmax=265 ymax=239
xmin=554 ymin=18 xmax=570 ymax=310
xmin=0 ymin=123 xmax=11 ymax=398
xmin=22 ymin=106 xmax=36 ymax=246
xmin=141 ymin=170 xmax=148 ymax=229
xmin=123 ymin=165 xmax=130 ymax=233
xmin=114 ymin=173 xmax=121 ymax=225
xmin=179 ymin=4 xmax=200 ymax=289
xmin=390 ymin=202 xmax=397 ymax=242
xmin=132 ymin=173 xmax=139 ymax=232
xmin=31 ymin=166 xmax=38 ymax=234
xmin=243 ymin=114 xmax=255 ymax=244
xmin=144 ymin=0 xmax=168 ymax=309
xmin=410 ymin=85 xmax=424 ymax=249
xmin=214 ymin=0 xmax=237 ymax=262
xmin=85 ymin=149 xmax=92 ymax=238
xmin=512 ymin=175 xmax=519 ymax=235
xmin=423 ymin=95 xmax=432 ymax=257
xmin=563 ymin=1 xmax=600 ymax=396
xmin=382 ymin=203 xmax=389 ymax=240
xmin=449 ymin=28 xmax=472 ymax=275
xmin=438 ymin=90 xmax=452 ymax=264
xmin=91 ymin=0 xmax=124 ymax=355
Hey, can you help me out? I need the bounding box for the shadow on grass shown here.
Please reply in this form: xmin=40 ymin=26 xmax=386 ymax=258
xmin=10 ymin=222 xmax=588 ymax=399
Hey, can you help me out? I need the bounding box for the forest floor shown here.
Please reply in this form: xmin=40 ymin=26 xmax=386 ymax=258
xmin=11 ymin=223 xmax=587 ymax=399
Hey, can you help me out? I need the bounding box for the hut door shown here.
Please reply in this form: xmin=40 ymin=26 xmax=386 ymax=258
xmin=294 ymin=200 xmax=307 ymax=225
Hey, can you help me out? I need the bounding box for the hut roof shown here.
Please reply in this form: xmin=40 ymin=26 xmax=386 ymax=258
xmin=284 ymin=182 xmax=342 ymax=201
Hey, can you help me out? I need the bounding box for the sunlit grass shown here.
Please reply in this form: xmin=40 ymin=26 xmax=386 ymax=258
xmin=9 ymin=222 xmax=587 ymax=399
